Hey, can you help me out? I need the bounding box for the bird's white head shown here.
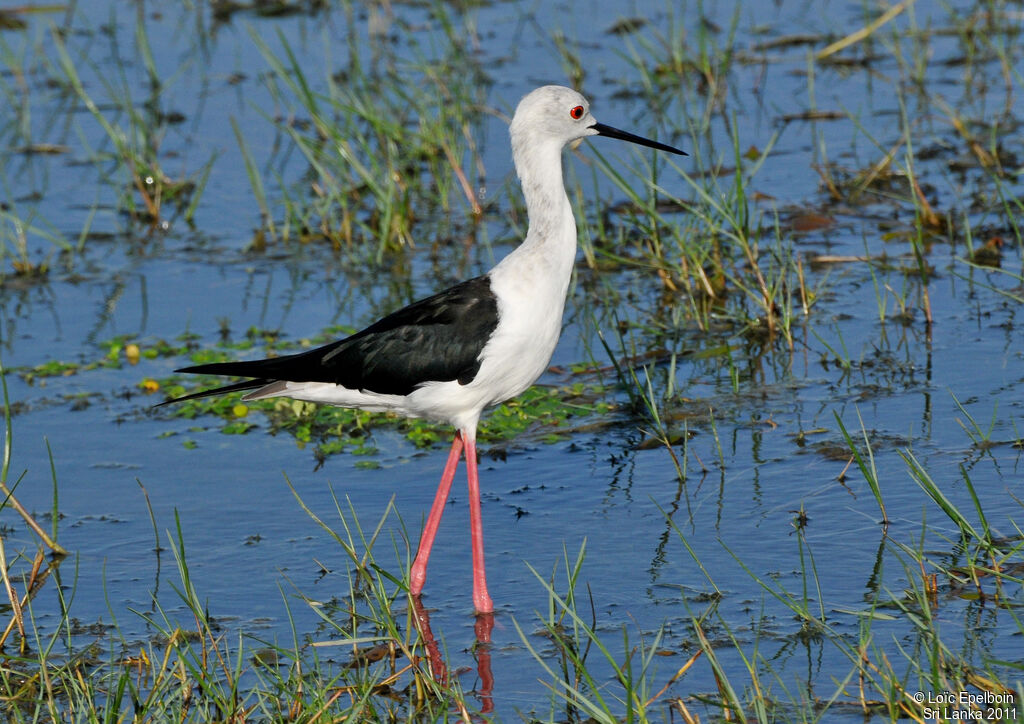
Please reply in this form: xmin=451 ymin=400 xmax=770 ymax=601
xmin=509 ymin=85 xmax=687 ymax=159
xmin=510 ymin=86 xmax=596 ymax=150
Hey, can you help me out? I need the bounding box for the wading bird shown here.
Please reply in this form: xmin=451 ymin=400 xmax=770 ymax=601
xmin=160 ymin=86 xmax=685 ymax=613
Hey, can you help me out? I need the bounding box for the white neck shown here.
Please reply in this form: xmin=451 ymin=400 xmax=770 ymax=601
xmin=504 ymin=134 xmax=578 ymax=281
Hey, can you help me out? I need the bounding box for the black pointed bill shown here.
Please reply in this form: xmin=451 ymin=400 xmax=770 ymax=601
xmin=591 ymin=122 xmax=687 ymax=156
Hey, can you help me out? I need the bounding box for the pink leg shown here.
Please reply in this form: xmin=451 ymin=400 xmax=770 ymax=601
xmin=410 ymin=433 xmax=463 ymax=595
xmin=464 ymin=435 xmax=494 ymax=613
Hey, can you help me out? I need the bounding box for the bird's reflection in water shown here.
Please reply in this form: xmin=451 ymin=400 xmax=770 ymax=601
xmin=411 ymin=596 xmax=494 ymax=714
xmin=473 ymin=613 xmax=494 ymax=714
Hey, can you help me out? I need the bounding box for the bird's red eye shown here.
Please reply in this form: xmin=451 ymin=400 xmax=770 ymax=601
xmin=570 ymin=105 xmax=585 ymax=120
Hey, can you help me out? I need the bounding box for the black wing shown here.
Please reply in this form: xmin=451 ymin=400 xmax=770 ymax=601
xmin=160 ymin=275 xmax=499 ymax=403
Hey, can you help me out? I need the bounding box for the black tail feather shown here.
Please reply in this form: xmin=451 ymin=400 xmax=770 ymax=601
xmin=175 ymin=358 xmax=287 ymax=377
xmin=154 ymin=378 xmax=270 ymax=408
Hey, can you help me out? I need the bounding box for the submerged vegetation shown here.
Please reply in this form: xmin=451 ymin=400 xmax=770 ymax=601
xmin=0 ymin=0 xmax=1021 ymax=721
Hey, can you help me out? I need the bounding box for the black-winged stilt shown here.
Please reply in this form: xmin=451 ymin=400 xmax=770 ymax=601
xmin=160 ymin=86 xmax=685 ymax=613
